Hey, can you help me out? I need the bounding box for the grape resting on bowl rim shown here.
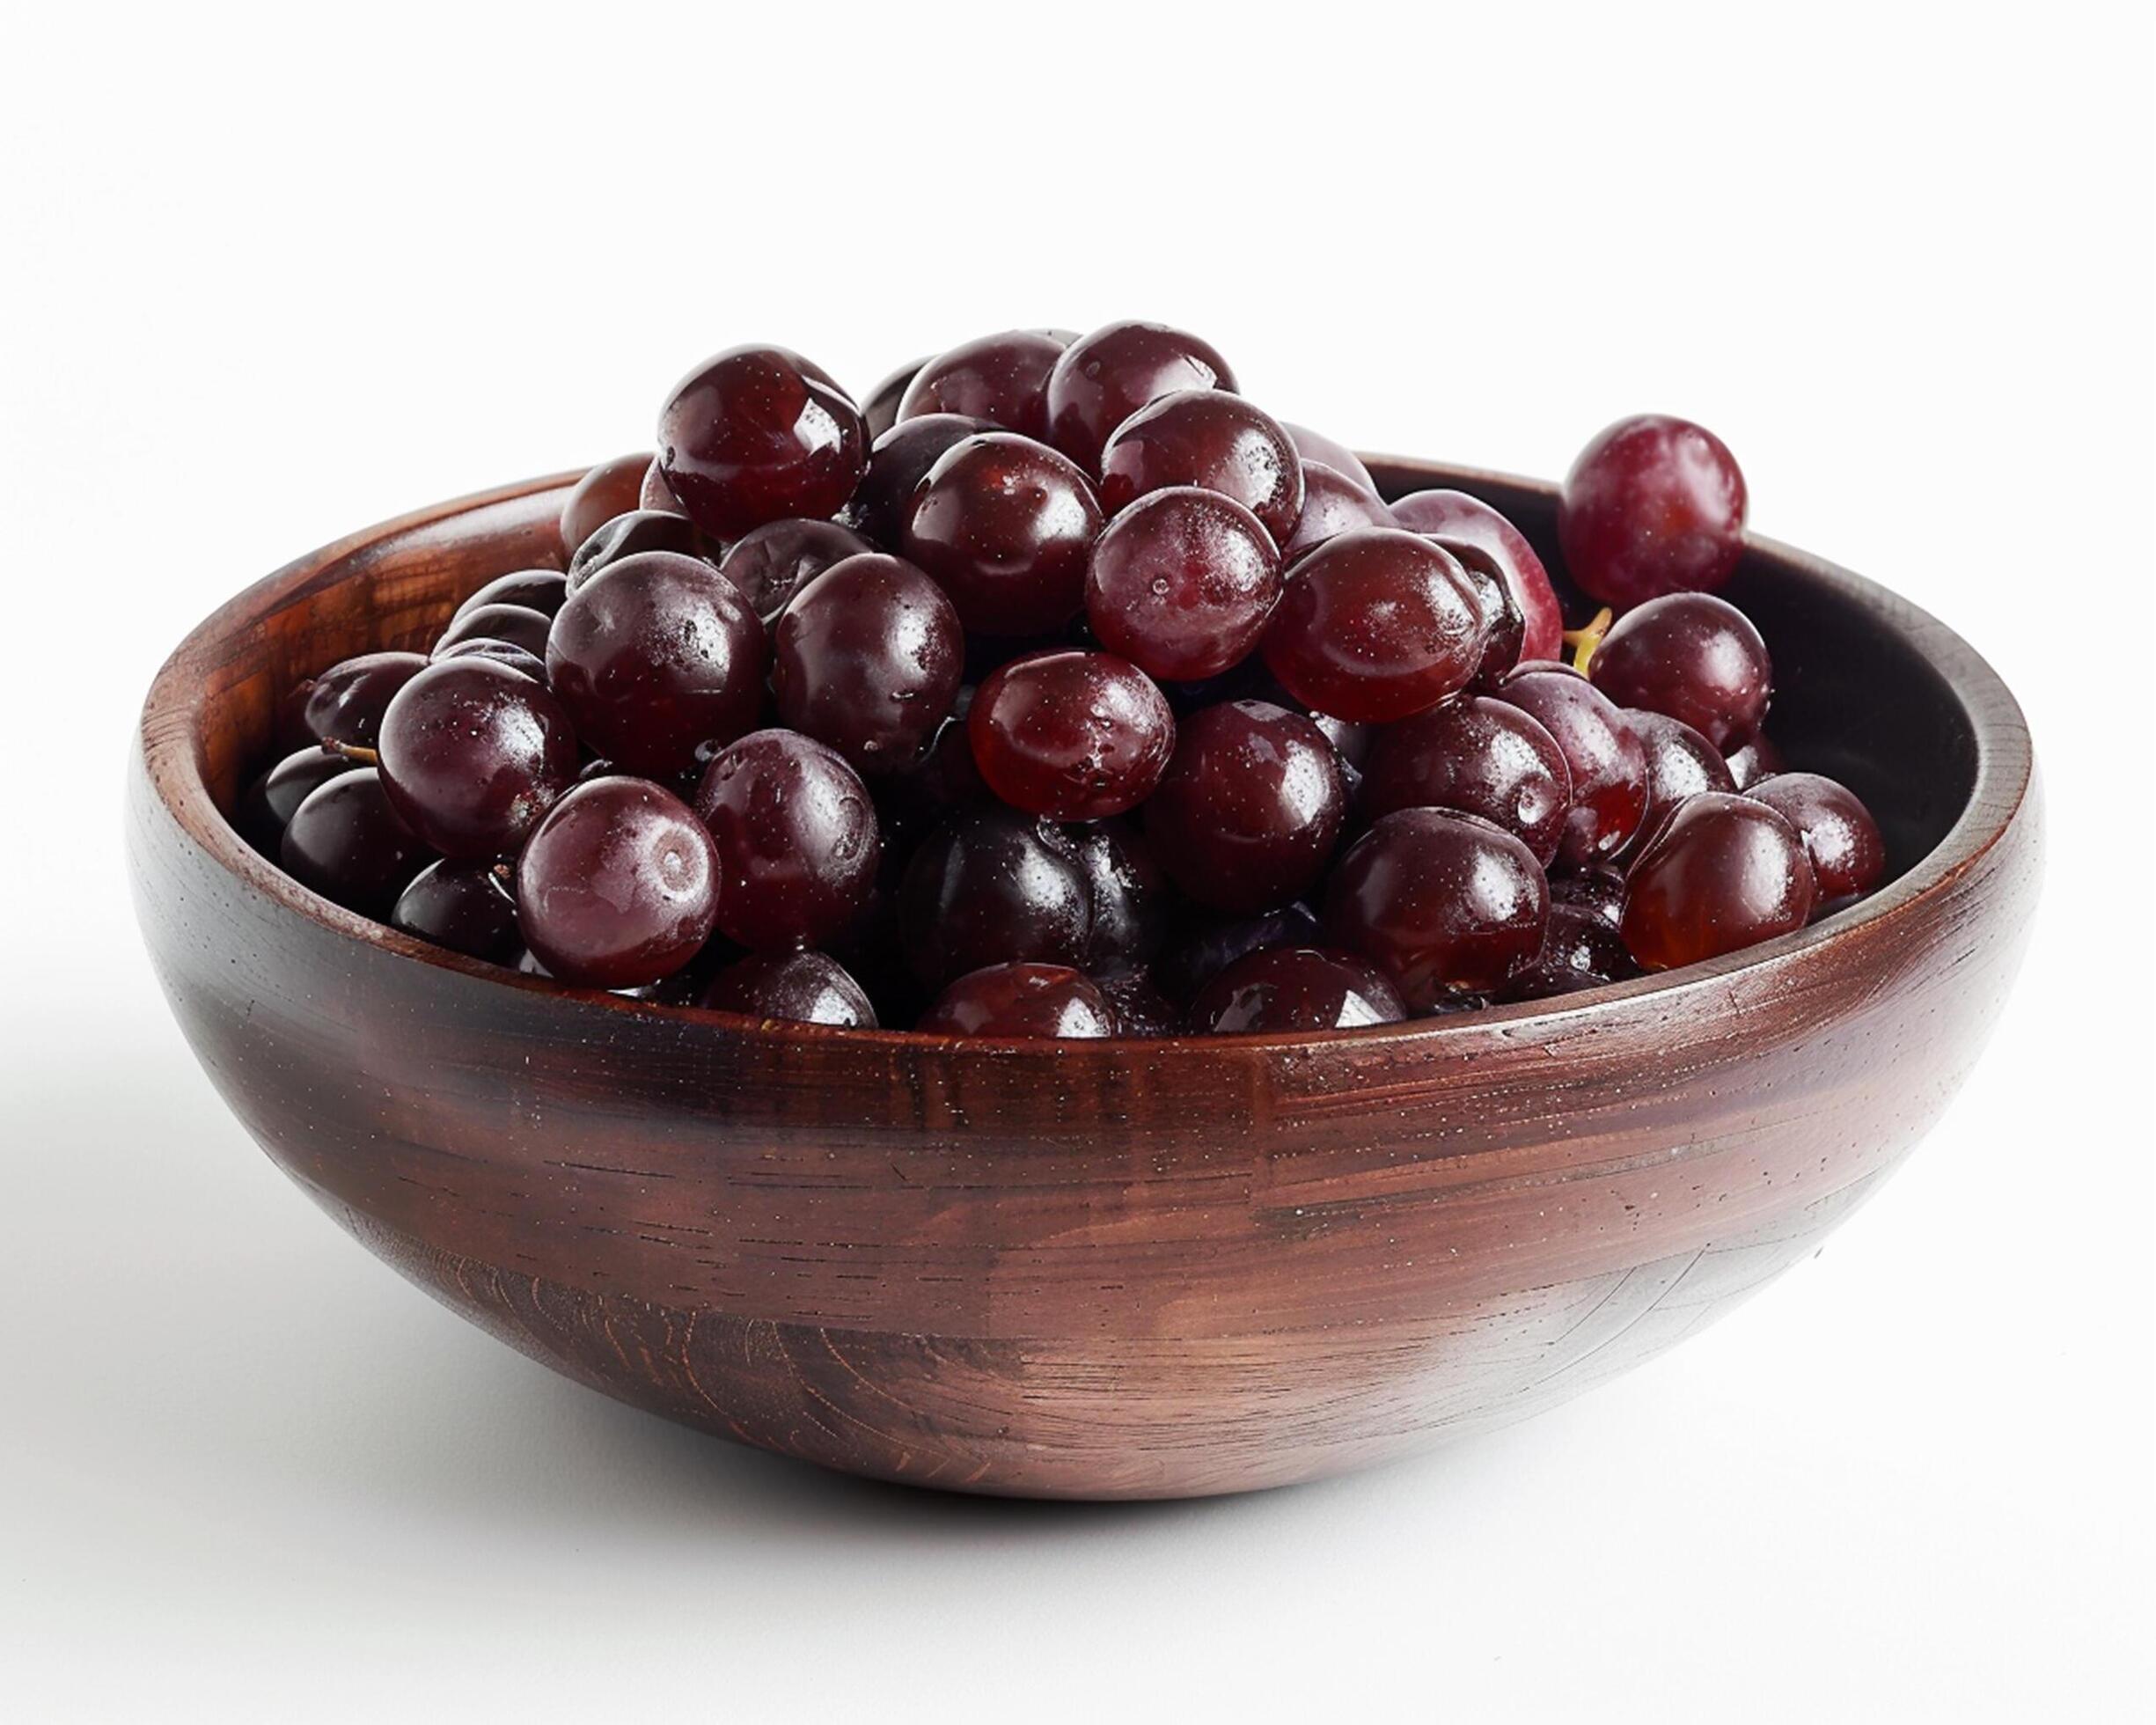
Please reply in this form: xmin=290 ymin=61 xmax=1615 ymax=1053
xmin=251 ymin=320 xmax=1886 ymax=1039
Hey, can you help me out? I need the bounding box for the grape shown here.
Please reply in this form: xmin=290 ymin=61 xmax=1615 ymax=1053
xmin=559 ymin=453 xmax=652 ymax=556
xmin=451 ymin=569 xmax=568 ymax=622
xmin=969 ymin=649 xmax=1175 ymax=820
xmin=1744 ymin=772 xmax=1885 ymax=907
xmin=656 ymin=345 xmax=868 ymax=538
xmin=1097 ymin=390 xmax=1305 ymax=547
xmin=697 ymin=950 xmax=878 ymax=1028
xmin=1145 ymin=701 xmax=1345 ymax=914
xmin=916 ymin=963 xmax=1117 ymax=1039
xmin=435 ymin=602 xmax=552 ymax=661
xmin=900 ymin=433 xmax=1104 ymax=635
xmin=897 ymin=805 xmax=1092 ymax=987
xmin=898 ymin=329 xmax=1070 ymax=439
xmin=1559 ymin=414 xmax=1749 ymax=605
xmin=773 ymin=553 xmax=964 ymax=775
xmin=280 ymin=768 xmax=432 ymax=914
xmin=716 ymin=518 xmax=875 ymax=623
xmin=1280 ymin=462 xmax=1397 ymax=562
xmin=1044 ymin=320 xmax=1237 ymax=473
xmin=391 ymin=859 xmax=523 ymax=964
xmin=1491 ymin=665 xmax=1648 ymax=868
xmin=1282 ymin=423 xmax=1375 ymax=492
xmin=1359 ymin=695 xmax=1573 ymax=865
xmin=693 ymin=730 xmax=881 ymax=953
xmin=566 ymin=510 xmax=712 ymax=594
xmin=1085 ymin=488 xmax=1282 ymax=682
xmin=1191 ymin=945 xmax=1406 ymax=1034
xmin=1619 ymin=792 xmax=1814 ymax=970
xmin=376 ymin=658 xmax=579 ymax=859
xmin=1589 ymin=591 xmax=1771 ymax=750
xmin=238 ymin=745 xmax=357 ymax=854
xmin=1390 ymin=489 xmax=1565 ymax=663
xmin=278 ymin=650 xmax=426 ymax=752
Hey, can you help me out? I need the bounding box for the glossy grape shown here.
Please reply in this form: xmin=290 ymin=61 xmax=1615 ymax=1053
xmin=1441 ymin=541 xmax=1528 ymax=686
xmin=1097 ymin=390 xmax=1304 ymax=547
xmin=1067 ymin=818 xmax=1173 ymax=977
xmin=1283 ymin=423 xmax=1375 ymax=492
xmin=1631 ymin=709 xmax=1737 ymax=848
xmin=1559 ymin=415 xmax=1749 ymax=606
xmin=656 ymin=345 xmax=868 ymax=539
xmin=898 ymin=329 xmax=1069 ymax=439
xmin=1145 ymin=701 xmax=1345 ymax=914
xmin=452 ymin=569 xmax=568 ymax=622
xmin=238 ymin=745 xmax=356 ymax=854
xmin=559 ymin=453 xmax=653 ymax=556
xmin=279 ymin=650 xmax=427 ymax=752
xmin=1322 ymin=808 xmax=1550 ymax=1007
xmin=1084 ymin=488 xmax=1282 ymax=681
xmin=697 ymin=949 xmax=878 ymax=1028
xmin=1390 ymin=489 xmax=1566 ymax=663
xmin=1262 ymin=528 xmax=1485 ymax=723
xmin=860 ymin=358 xmax=926 ymax=440
xmin=1588 ymin=591 xmax=1771 ymax=751
xmin=546 ymin=550 xmax=766 ymax=778
xmin=377 ymin=658 xmax=579 ymax=859
xmin=717 ymin=518 xmax=875 ymax=623
xmin=1549 ymin=866 xmax=1626 ymax=929
xmin=897 ymin=805 xmax=1092 ymax=987
xmin=901 ymin=433 xmax=1104 ymax=635
xmin=280 ymin=767 xmax=432 ymax=915
xmin=1044 ymin=320 xmax=1238 ymax=474
xmin=916 ymin=963 xmax=1117 ymax=1039
xmin=391 ymin=859 xmax=523 ymax=964
xmin=1744 ymin=772 xmax=1885 ymax=907
xmin=969 ymin=650 xmax=1174 ymax=820
xmin=1154 ymin=903 xmax=1323 ymax=1003
xmin=1491 ymin=665 xmax=1649 ymax=869
xmin=1502 ymin=903 xmax=1637 ymax=1001
xmin=435 ymin=601 xmax=553 ymax=660
xmin=1098 ymin=969 xmax=1179 ymax=1039
xmin=516 ymin=777 xmax=720 ymax=987
xmin=843 ymin=413 xmax=992 ymax=546
xmin=1360 ymin=695 xmax=1573 ymax=864
xmin=693 ymin=730 xmax=880 ymax=953
xmin=773 ymin=552 xmax=964 ymax=775
xmin=1621 ymin=792 xmax=1814 ymax=970
xmin=1280 ymin=463 xmax=1397 ymax=563
xmin=566 ymin=509 xmax=712 ymax=594
xmin=1191 ymin=944 xmax=1406 ymax=1035
xmin=872 ymin=694 xmax=989 ymax=858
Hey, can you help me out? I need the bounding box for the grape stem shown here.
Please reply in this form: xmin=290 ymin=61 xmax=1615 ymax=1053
xmin=1561 ymin=607 xmax=1615 ymax=675
xmin=320 ymin=739 xmax=381 ymax=767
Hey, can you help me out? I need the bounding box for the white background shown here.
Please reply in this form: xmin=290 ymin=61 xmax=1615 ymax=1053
xmin=4 ymin=4 xmax=2150 ymax=1720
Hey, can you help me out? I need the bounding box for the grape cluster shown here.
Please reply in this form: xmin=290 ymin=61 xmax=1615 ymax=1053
xmin=246 ymin=323 xmax=1886 ymax=1039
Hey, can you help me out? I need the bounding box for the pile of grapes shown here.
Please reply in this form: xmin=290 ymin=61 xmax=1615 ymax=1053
xmin=242 ymin=321 xmax=1885 ymax=1037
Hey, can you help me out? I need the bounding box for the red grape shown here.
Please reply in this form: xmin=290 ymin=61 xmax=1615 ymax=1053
xmin=901 ymin=432 xmax=1104 ymax=635
xmin=693 ymin=730 xmax=881 ymax=953
xmin=1044 ymin=320 xmax=1237 ymax=473
xmin=1491 ymin=665 xmax=1648 ymax=869
xmin=1360 ymin=695 xmax=1573 ymax=865
xmin=1084 ymin=487 xmax=1282 ymax=682
xmin=969 ymin=649 xmax=1175 ymax=819
xmin=1097 ymin=390 xmax=1304 ymax=547
xmin=1389 ymin=489 xmax=1565 ymax=664
xmin=377 ymin=658 xmax=579 ymax=859
xmin=897 ymin=805 xmax=1092 ymax=987
xmin=1145 ymin=701 xmax=1345 ymax=914
xmin=1280 ymin=463 xmax=1397 ymax=562
xmin=716 ymin=518 xmax=875 ymax=623
xmin=1588 ymin=591 xmax=1771 ymax=751
xmin=698 ymin=949 xmax=878 ymax=1028
xmin=1744 ymin=772 xmax=1884 ymax=907
xmin=917 ymin=963 xmax=1117 ymax=1039
xmin=1191 ymin=945 xmax=1406 ymax=1034
xmin=656 ymin=345 xmax=868 ymax=539
xmin=391 ymin=859 xmax=522 ymax=964
xmin=1620 ymin=792 xmax=1814 ymax=970
xmin=560 ymin=453 xmax=653 ymax=557
xmin=898 ymin=329 xmax=1070 ymax=439
xmin=279 ymin=650 xmax=426 ymax=752
xmin=1560 ymin=415 xmax=1749 ymax=605
xmin=773 ymin=553 xmax=964 ymax=776
xmin=281 ymin=768 xmax=432 ymax=915
xmin=1282 ymin=423 xmax=1375 ymax=491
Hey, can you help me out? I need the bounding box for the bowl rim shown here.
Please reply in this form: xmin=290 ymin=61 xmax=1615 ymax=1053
xmin=138 ymin=455 xmax=2036 ymax=1056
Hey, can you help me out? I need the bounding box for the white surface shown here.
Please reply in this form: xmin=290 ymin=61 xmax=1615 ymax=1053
xmin=3 ymin=5 xmax=2151 ymax=1720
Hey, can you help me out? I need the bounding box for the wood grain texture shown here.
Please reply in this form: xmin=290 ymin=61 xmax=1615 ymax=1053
xmin=128 ymin=459 xmax=2042 ymax=1498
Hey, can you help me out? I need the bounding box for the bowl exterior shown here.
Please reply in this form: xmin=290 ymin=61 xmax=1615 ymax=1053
xmin=129 ymin=472 xmax=2040 ymax=1499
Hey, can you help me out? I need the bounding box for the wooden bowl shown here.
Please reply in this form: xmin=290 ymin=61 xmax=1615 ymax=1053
xmin=128 ymin=458 xmax=2041 ymax=1500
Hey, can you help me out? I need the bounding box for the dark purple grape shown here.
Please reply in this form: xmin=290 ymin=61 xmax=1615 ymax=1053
xmin=898 ymin=329 xmax=1070 ymax=439
xmin=566 ymin=510 xmax=713 ymax=594
xmin=238 ymin=745 xmax=357 ymax=854
xmin=1559 ymin=415 xmax=1749 ymax=606
xmin=452 ymin=569 xmax=568 ymax=622
xmin=391 ymin=859 xmax=523 ymax=963
xmin=1549 ymin=866 xmax=1626 ymax=929
xmin=1145 ymin=701 xmax=1345 ymax=914
xmin=772 ymin=553 xmax=964 ymax=774
xmin=1280 ymin=463 xmax=1397 ymax=562
xmin=1589 ymin=591 xmax=1771 ymax=751
xmin=1725 ymin=732 xmax=1786 ymax=791
xmin=1262 ymin=528 xmax=1485 ymax=723
xmin=432 ymin=637 xmax=549 ymax=684
xmin=1621 ymin=792 xmax=1813 ymax=969
xmin=861 ymin=358 xmax=927 ymax=441
xmin=560 ymin=453 xmax=653 ymax=557
xmin=1491 ymin=666 xmax=1649 ymax=869
xmin=1098 ymin=969 xmax=1179 ymax=1039
xmin=1045 ymin=320 xmax=1238 ymax=474
xmin=1085 ymin=487 xmax=1282 ymax=681
xmin=280 ymin=767 xmax=432 ymax=914
xmin=697 ymin=950 xmax=878 ymax=1028
xmin=969 ymin=650 xmax=1175 ymax=820
xmin=377 ymin=658 xmax=579 ymax=859
xmin=1501 ymin=903 xmax=1638 ymax=1001
xmin=1630 ymin=709 xmax=1737 ymax=848
xmin=1191 ymin=945 xmax=1406 ymax=1034
xmin=842 ymin=413 xmax=993 ymax=546
xmin=1282 ymin=423 xmax=1375 ymax=491
xmin=693 ymin=730 xmax=880 ymax=952
xmin=1067 ymin=818 xmax=1173 ymax=977
xmin=901 ymin=432 xmax=1104 ymax=635
xmin=897 ymin=804 xmax=1092 ymax=987
xmin=1097 ymin=390 xmax=1304 ymax=547
xmin=278 ymin=650 xmax=427 ymax=752
xmin=1744 ymin=773 xmax=1885 ymax=907
xmin=516 ymin=777 xmax=721 ymax=988
xmin=716 ymin=518 xmax=876 ymax=623
xmin=872 ymin=696 xmax=989 ymax=858
xmin=916 ymin=963 xmax=1116 ymax=1039
xmin=1323 ymin=808 xmax=1550 ymax=1007
xmin=1154 ymin=903 xmax=1324 ymax=1004
xmin=1389 ymin=490 xmax=1566 ymax=663
xmin=434 ymin=602 xmax=553 ymax=660
xmin=656 ymin=345 xmax=868 ymax=539
xmin=546 ymin=550 xmax=766 ymax=779
xmin=1359 ymin=695 xmax=1572 ymax=865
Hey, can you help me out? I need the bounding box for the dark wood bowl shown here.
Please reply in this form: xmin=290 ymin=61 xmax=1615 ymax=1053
xmin=128 ymin=457 xmax=2041 ymax=1500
